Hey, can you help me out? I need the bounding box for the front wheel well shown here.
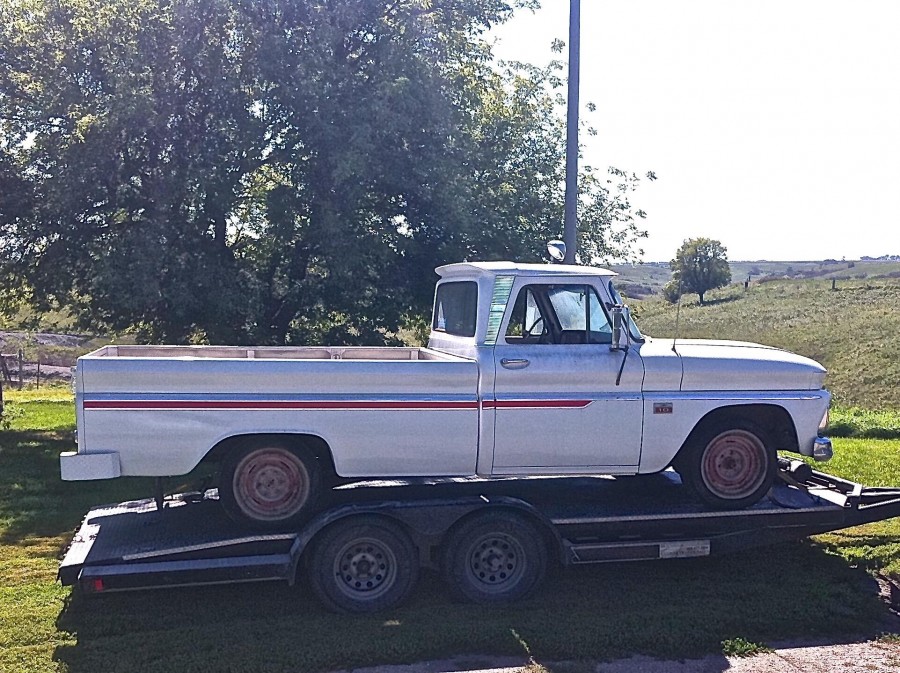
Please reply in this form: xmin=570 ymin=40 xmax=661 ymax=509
xmin=674 ymin=404 xmax=798 ymax=466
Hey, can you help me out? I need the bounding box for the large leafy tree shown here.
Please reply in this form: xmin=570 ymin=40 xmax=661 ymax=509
xmin=666 ymin=237 xmax=731 ymax=305
xmin=0 ymin=0 xmax=649 ymax=344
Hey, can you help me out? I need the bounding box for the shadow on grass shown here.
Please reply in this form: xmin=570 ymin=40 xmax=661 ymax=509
xmin=0 ymin=430 xmax=162 ymax=545
xmin=700 ymin=295 xmax=740 ymax=307
xmin=52 ymin=542 xmax=894 ymax=673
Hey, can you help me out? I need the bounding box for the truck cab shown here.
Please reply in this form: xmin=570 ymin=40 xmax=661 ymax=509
xmin=430 ymin=261 xmax=832 ymax=508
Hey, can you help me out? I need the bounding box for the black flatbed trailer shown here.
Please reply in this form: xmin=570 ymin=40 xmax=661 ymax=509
xmin=59 ymin=468 xmax=900 ymax=612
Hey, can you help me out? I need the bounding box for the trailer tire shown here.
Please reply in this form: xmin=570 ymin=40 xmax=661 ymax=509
xmin=442 ymin=511 xmax=547 ymax=605
xmin=679 ymin=419 xmax=777 ymax=509
xmin=220 ymin=442 xmax=320 ymax=529
xmin=308 ymin=516 xmax=419 ymax=614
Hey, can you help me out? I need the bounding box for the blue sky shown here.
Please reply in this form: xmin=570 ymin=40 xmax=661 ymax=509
xmin=491 ymin=0 xmax=900 ymax=262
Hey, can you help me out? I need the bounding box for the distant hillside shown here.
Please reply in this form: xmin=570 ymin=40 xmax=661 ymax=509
xmin=611 ymin=259 xmax=900 ymax=299
xmin=633 ymin=277 xmax=900 ymax=409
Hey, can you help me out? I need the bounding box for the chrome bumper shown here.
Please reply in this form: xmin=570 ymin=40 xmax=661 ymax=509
xmin=813 ymin=437 xmax=833 ymax=462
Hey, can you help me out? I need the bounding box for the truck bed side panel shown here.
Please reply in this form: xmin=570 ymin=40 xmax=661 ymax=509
xmin=79 ymin=358 xmax=480 ymax=477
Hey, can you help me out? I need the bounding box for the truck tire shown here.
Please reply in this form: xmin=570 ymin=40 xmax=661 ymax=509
xmin=678 ymin=419 xmax=777 ymax=510
xmin=442 ymin=511 xmax=547 ymax=605
xmin=220 ymin=442 xmax=321 ymax=529
xmin=308 ymin=516 xmax=419 ymax=614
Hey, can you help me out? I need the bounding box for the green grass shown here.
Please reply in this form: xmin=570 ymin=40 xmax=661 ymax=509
xmin=720 ymin=637 xmax=773 ymax=658
xmin=1 ymin=400 xmax=900 ymax=672
xmin=828 ymin=406 xmax=900 ymax=440
xmin=633 ymin=278 xmax=900 ymax=409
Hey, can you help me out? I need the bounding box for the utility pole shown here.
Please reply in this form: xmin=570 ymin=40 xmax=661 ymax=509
xmin=563 ymin=0 xmax=581 ymax=264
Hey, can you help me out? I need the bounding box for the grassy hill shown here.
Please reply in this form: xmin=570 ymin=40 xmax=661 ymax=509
xmin=633 ymin=277 xmax=900 ymax=409
xmin=610 ymin=259 xmax=900 ymax=298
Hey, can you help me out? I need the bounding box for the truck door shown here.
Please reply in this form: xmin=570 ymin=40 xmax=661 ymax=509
xmin=490 ymin=281 xmax=644 ymax=472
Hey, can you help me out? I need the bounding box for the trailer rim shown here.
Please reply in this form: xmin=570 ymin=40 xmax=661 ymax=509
xmin=332 ymin=535 xmax=399 ymax=601
xmin=464 ymin=531 xmax=527 ymax=592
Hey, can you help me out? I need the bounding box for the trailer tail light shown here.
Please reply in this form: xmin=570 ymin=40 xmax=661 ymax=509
xmin=86 ymin=578 xmax=105 ymax=593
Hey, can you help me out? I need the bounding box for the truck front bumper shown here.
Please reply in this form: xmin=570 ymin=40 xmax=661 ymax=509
xmin=60 ymin=451 xmax=121 ymax=480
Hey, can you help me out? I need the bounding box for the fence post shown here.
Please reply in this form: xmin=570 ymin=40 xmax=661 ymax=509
xmin=36 ymin=357 xmax=41 ymax=389
xmin=17 ymin=349 xmax=23 ymax=390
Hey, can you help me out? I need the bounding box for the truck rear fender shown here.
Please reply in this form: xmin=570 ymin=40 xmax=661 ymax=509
xmin=201 ymin=433 xmax=339 ymax=483
xmin=671 ymin=403 xmax=798 ymax=470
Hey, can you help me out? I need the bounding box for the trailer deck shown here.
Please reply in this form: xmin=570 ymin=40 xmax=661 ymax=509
xmin=60 ymin=468 xmax=900 ymax=603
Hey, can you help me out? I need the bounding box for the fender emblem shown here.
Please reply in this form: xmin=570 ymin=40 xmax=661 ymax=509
xmin=653 ymin=402 xmax=673 ymax=415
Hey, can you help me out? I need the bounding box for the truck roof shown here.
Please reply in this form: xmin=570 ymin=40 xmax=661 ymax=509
xmin=435 ymin=261 xmax=618 ymax=279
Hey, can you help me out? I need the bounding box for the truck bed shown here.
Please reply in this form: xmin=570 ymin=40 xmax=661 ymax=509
xmin=75 ymin=344 xmax=481 ymax=478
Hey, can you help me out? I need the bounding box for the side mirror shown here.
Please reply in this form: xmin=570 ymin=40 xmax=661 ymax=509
xmin=610 ymin=305 xmax=631 ymax=351
xmin=547 ymin=240 xmax=566 ymax=263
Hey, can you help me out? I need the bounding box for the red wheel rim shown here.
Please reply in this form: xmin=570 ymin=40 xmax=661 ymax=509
xmin=700 ymin=430 xmax=767 ymax=499
xmin=233 ymin=447 xmax=309 ymax=521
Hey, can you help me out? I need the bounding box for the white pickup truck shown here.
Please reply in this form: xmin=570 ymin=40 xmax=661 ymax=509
xmin=61 ymin=262 xmax=833 ymax=527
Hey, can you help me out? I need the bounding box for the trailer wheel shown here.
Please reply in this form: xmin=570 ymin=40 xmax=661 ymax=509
xmin=220 ymin=443 xmax=320 ymax=528
xmin=442 ymin=511 xmax=547 ymax=605
xmin=679 ymin=420 xmax=777 ymax=509
xmin=308 ymin=516 xmax=419 ymax=614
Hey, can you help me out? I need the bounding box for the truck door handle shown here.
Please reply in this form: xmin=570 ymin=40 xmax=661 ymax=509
xmin=500 ymin=358 xmax=530 ymax=369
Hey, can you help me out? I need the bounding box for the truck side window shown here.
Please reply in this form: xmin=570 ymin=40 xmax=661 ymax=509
xmin=547 ymin=285 xmax=612 ymax=344
xmin=505 ymin=287 xmax=546 ymax=343
xmin=505 ymin=284 xmax=612 ymax=345
xmin=433 ymin=281 xmax=478 ymax=337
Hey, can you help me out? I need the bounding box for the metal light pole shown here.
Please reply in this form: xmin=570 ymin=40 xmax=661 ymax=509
xmin=563 ymin=0 xmax=581 ymax=264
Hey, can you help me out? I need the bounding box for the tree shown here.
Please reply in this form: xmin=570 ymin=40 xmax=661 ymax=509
xmin=0 ymin=0 xmax=649 ymax=344
xmin=668 ymin=238 xmax=731 ymax=305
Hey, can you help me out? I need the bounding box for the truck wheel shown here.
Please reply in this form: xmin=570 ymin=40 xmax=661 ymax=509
xmin=220 ymin=443 xmax=320 ymax=528
xmin=308 ymin=516 xmax=419 ymax=614
xmin=442 ymin=511 xmax=547 ymax=605
xmin=679 ymin=420 xmax=777 ymax=509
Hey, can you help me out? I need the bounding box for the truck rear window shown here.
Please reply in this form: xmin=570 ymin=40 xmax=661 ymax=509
xmin=433 ymin=282 xmax=478 ymax=337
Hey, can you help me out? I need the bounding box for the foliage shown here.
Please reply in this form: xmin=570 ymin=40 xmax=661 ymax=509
xmin=661 ymin=278 xmax=681 ymax=303
xmin=0 ymin=0 xmax=649 ymax=345
xmin=0 ymin=401 xmax=22 ymax=430
xmin=669 ymin=238 xmax=731 ymax=305
xmin=720 ymin=637 xmax=773 ymax=658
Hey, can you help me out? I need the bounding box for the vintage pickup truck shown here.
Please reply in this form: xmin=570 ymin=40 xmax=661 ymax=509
xmin=61 ymin=262 xmax=833 ymax=527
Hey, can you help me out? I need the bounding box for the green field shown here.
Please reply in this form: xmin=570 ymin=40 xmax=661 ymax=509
xmin=1 ymin=391 xmax=900 ymax=672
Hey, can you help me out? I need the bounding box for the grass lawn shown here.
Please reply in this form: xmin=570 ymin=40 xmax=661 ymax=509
xmin=1 ymin=391 xmax=900 ymax=672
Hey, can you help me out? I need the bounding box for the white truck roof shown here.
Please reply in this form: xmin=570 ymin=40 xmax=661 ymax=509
xmin=435 ymin=261 xmax=618 ymax=279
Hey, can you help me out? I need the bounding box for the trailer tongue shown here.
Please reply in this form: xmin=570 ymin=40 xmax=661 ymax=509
xmin=59 ymin=469 xmax=900 ymax=613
